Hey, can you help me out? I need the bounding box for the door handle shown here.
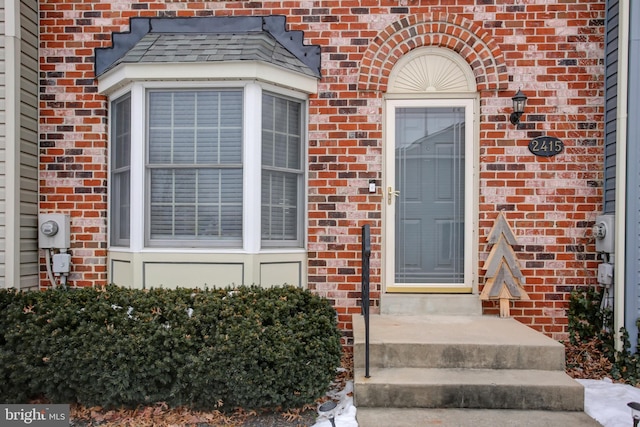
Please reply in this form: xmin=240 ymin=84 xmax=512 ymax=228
xmin=387 ymin=186 xmax=400 ymax=205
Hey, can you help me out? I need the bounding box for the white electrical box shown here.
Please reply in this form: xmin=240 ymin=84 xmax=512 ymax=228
xmin=593 ymin=214 xmax=615 ymax=254
xmin=38 ymin=214 xmax=70 ymax=249
xmin=597 ymin=263 xmax=614 ymax=286
xmin=52 ymin=253 xmax=71 ymax=274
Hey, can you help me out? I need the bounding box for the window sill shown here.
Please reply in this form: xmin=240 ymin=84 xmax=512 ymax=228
xmin=108 ymin=247 xmax=306 ymax=255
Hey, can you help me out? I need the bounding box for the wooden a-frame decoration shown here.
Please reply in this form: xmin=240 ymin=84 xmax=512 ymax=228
xmin=480 ymin=212 xmax=529 ymax=317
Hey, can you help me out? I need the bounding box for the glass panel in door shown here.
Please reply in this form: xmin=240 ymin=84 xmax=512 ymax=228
xmin=394 ymin=106 xmax=465 ymax=286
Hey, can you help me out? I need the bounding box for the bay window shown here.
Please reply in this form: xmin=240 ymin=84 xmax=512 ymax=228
xmin=109 ymin=84 xmax=306 ymax=250
xmin=97 ymin=15 xmax=319 ymax=287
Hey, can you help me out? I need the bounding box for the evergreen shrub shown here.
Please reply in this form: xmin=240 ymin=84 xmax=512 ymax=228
xmin=0 ymin=285 xmax=342 ymax=410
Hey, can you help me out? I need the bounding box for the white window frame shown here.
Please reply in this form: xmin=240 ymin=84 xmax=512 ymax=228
xmin=108 ymin=80 xmax=309 ymax=254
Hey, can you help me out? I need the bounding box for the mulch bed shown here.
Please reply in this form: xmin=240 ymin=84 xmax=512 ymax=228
xmin=69 ymin=405 xmax=318 ymax=427
xmin=564 ymin=336 xmax=614 ymax=381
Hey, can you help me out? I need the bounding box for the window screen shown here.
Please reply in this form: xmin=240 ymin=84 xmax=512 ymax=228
xmin=147 ymin=90 xmax=243 ymax=244
xmin=110 ymin=94 xmax=131 ymax=246
xmin=261 ymin=93 xmax=303 ymax=244
xmin=394 ymin=107 xmax=465 ymax=284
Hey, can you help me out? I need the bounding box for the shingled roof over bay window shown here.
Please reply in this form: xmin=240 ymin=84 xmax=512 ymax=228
xmin=95 ymin=16 xmax=321 ymax=93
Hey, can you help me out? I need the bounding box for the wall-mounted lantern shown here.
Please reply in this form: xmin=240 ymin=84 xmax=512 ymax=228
xmin=510 ymin=89 xmax=528 ymax=125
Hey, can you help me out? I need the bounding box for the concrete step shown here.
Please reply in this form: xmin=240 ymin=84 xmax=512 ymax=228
xmin=353 ymin=314 xmax=566 ymax=370
xmin=356 ymin=408 xmax=602 ymax=427
xmin=353 ymin=314 xmax=584 ymax=412
xmin=354 ymin=367 xmax=584 ymax=411
xmin=380 ymin=294 xmax=483 ymax=315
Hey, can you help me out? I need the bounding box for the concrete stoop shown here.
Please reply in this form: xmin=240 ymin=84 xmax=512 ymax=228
xmin=354 ymin=367 xmax=583 ymax=410
xmin=352 ymin=314 xmax=594 ymax=426
xmin=355 ymin=408 xmax=601 ymax=427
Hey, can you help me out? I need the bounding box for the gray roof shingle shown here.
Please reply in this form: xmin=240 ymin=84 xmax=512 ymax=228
xmin=95 ymin=16 xmax=321 ymax=78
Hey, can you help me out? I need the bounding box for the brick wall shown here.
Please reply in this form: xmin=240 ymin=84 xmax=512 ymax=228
xmin=39 ymin=0 xmax=605 ymax=345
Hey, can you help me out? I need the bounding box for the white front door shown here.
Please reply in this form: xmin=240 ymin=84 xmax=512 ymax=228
xmin=385 ymin=98 xmax=475 ymax=292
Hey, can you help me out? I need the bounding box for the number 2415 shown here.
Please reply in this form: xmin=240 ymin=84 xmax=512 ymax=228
xmin=531 ymin=139 xmax=562 ymax=153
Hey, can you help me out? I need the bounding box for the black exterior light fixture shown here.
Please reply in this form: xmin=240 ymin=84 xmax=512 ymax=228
xmin=628 ymin=401 xmax=640 ymax=427
xmin=510 ymin=88 xmax=528 ymax=125
xmin=318 ymin=400 xmax=338 ymax=427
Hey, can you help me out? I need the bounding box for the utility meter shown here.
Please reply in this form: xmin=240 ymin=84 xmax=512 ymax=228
xmin=41 ymin=220 xmax=59 ymax=237
xmin=593 ymin=214 xmax=615 ymax=254
xmin=38 ymin=214 xmax=70 ymax=249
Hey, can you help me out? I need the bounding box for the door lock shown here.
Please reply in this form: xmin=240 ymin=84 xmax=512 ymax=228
xmin=387 ymin=186 xmax=400 ymax=205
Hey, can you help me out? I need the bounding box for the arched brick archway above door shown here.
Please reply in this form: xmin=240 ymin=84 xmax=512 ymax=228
xmin=358 ymin=13 xmax=509 ymax=93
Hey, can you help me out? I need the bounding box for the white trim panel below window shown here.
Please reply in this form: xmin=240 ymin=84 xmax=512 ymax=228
xmin=109 ymin=250 xmax=307 ymax=289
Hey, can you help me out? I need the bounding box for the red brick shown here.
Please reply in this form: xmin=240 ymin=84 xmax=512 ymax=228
xmin=39 ymin=0 xmax=605 ymax=345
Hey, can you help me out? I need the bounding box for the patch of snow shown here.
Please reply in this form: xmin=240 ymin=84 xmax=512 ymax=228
xmin=579 ymin=378 xmax=640 ymax=427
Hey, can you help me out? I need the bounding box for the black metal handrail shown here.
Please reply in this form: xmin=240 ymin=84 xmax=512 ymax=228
xmin=361 ymin=224 xmax=371 ymax=378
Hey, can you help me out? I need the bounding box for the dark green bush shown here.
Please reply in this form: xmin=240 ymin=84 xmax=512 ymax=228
xmin=0 ymin=285 xmax=342 ymax=410
xmin=567 ymin=286 xmax=613 ymax=347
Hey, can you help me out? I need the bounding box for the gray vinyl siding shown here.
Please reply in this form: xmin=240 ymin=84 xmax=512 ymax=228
xmin=0 ymin=0 xmax=38 ymax=289
xmin=626 ymin=0 xmax=640 ymax=345
xmin=603 ymin=0 xmax=619 ymax=215
xmin=0 ymin=2 xmax=7 ymax=285
xmin=604 ymin=0 xmax=640 ymax=350
xmin=19 ymin=0 xmax=38 ymax=288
